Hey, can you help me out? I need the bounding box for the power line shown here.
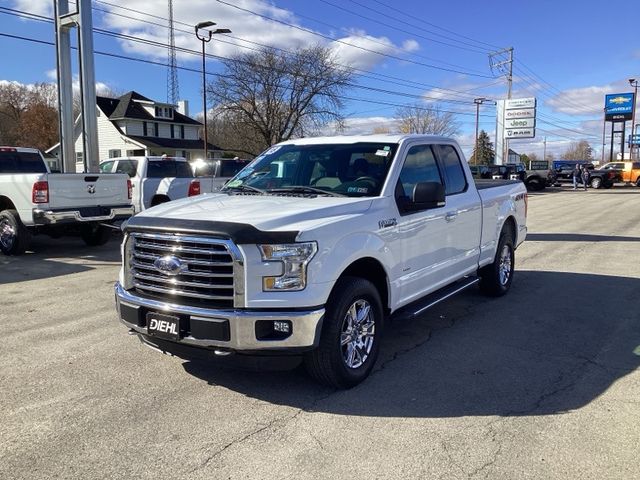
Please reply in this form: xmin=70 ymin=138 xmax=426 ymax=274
xmin=213 ymin=0 xmax=496 ymax=78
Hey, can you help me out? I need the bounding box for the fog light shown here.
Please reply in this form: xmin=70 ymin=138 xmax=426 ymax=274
xmin=273 ymin=321 xmax=291 ymax=333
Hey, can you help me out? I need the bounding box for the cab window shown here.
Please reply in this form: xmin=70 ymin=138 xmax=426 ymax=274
xmin=115 ymin=160 xmax=138 ymax=177
xmin=436 ymin=145 xmax=467 ymax=195
xmin=395 ymin=144 xmax=442 ymax=211
xmin=99 ymin=161 xmax=114 ymax=173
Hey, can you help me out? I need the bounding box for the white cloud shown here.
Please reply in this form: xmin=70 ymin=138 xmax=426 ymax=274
xmin=402 ymin=39 xmax=420 ymax=53
xmin=545 ymin=79 xmax=639 ymax=116
xmin=12 ymin=0 xmax=51 ymax=17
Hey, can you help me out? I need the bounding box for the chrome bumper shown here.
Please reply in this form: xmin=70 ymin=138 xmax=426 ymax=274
xmin=33 ymin=206 xmax=134 ymax=225
xmin=114 ymin=282 xmax=325 ymax=352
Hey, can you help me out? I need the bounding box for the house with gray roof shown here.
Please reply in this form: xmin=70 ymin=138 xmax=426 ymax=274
xmin=47 ymin=91 xmax=220 ymax=170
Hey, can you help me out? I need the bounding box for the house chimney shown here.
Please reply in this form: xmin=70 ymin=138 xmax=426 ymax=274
xmin=177 ymin=100 xmax=189 ymax=116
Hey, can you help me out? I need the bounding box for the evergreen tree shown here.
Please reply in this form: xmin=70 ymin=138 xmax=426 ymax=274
xmin=469 ymin=130 xmax=495 ymax=165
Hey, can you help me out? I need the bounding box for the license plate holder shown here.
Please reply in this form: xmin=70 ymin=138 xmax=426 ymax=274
xmin=146 ymin=312 xmax=181 ymax=341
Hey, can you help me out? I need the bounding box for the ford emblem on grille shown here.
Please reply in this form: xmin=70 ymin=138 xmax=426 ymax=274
xmin=153 ymin=255 xmax=185 ymax=276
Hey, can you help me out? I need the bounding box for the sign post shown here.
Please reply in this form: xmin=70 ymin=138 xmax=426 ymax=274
xmin=496 ymin=97 xmax=536 ymax=164
xmin=604 ymin=93 xmax=634 ymax=161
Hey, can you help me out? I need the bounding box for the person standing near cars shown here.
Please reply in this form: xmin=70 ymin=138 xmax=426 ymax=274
xmin=581 ymin=165 xmax=590 ymax=190
xmin=572 ymin=164 xmax=581 ymax=190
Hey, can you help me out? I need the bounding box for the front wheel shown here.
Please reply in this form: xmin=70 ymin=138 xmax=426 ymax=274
xmin=0 ymin=209 xmax=30 ymax=255
xmin=479 ymin=228 xmax=515 ymax=297
xmin=590 ymin=177 xmax=602 ymax=189
xmin=304 ymin=277 xmax=384 ymax=388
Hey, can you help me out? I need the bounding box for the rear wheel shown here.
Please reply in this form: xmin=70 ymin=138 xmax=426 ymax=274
xmin=635 ymin=177 xmax=640 ymax=187
xmin=304 ymin=276 xmax=384 ymax=388
xmin=479 ymin=226 xmax=515 ymax=297
xmin=81 ymin=224 xmax=112 ymax=246
xmin=0 ymin=209 xmax=30 ymax=255
xmin=590 ymin=177 xmax=602 ymax=189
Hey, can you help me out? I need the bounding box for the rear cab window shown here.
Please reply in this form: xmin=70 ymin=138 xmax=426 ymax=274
xmin=0 ymin=150 xmax=47 ymax=173
xmin=146 ymin=160 xmax=194 ymax=178
xmin=115 ymin=160 xmax=138 ymax=177
xmin=435 ymin=144 xmax=467 ymax=195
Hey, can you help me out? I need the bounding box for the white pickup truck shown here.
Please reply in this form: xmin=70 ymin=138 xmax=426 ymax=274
xmin=114 ymin=135 xmax=527 ymax=388
xmin=99 ymin=156 xmax=208 ymax=213
xmin=0 ymin=146 xmax=134 ymax=255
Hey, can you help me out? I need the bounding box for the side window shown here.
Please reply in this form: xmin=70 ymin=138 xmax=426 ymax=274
xmin=436 ymin=145 xmax=467 ymax=195
xmin=99 ymin=161 xmax=114 ymax=173
xmin=396 ymin=144 xmax=442 ymax=203
xmin=147 ymin=161 xmax=176 ymax=178
xmin=115 ymin=160 xmax=138 ymax=177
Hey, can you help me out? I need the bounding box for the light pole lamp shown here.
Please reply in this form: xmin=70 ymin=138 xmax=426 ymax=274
xmin=629 ymin=78 xmax=638 ymax=159
xmin=195 ymin=21 xmax=231 ymax=162
xmin=473 ymin=98 xmax=487 ymax=164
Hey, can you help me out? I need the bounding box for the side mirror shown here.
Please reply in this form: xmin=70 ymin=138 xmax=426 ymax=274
xmin=406 ymin=182 xmax=445 ymax=211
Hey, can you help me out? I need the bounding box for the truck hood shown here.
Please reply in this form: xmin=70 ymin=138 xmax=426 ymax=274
xmin=135 ymin=193 xmax=373 ymax=236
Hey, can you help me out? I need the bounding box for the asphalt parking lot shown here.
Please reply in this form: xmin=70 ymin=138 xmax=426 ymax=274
xmin=1 ymin=186 xmax=639 ymax=479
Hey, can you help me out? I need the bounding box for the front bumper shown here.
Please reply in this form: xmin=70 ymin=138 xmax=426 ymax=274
xmin=33 ymin=205 xmax=134 ymax=225
xmin=114 ymin=282 xmax=325 ymax=352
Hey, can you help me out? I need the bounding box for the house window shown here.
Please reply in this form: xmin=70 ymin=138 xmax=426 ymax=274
xmin=143 ymin=122 xmax=148 ymax=136
xmin=180 ymin=125 xmax=184 ymax=139
xmin=170 ymin=125 xmax=174 ymax=139
xmin=154 ymin=123 xmax=159 ymax=137
xmin=76 ymin=152 xmax=84 ymax=163
xmin=154 ymin=106 xmax=173 ymax=119
xmin=108 ymin=149 xmax=121 ymax=158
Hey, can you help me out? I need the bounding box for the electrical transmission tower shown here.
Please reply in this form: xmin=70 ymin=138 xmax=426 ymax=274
xmin=167 ymin=0 xmax=179 ymax=105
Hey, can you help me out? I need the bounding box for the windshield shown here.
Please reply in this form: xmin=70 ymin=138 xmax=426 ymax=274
xmin=224 ymin=142 xmax=398 ymax=197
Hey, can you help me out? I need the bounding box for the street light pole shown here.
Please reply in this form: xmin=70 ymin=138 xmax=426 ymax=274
xmin=629 ymin=78 xmax=638 ymax=160
xmin=473 ymin=98 xmax=486 ymax=165
xmin=195 ymin=21 xmax=231 ymax=162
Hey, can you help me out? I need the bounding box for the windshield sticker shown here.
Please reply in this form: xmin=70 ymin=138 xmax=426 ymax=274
xmin=226 ymin=180 xmax=243 ymax=187
xmin=383 ymin=146 xmax=391 ymax=151
xmin=347 ymin=186 xmax=369 ymax=194
xmin=263 ymin=145 xmax=282 ymax=156
xmin=375 ymin=149 xmax=390 ymax=157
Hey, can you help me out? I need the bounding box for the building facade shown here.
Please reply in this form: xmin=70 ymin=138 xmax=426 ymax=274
xmin=47 ymin=91 xmax=220 ymax=171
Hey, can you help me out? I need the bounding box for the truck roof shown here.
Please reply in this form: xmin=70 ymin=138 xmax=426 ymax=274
xmin=0 ymin=146 xmax=41 ymax=154
xmin=277 ymin=134 xmax=458 ymax=146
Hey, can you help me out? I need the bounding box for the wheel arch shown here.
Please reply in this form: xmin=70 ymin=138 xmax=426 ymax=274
xmin=336 ymin=257 xmax=390 ymax=316
xmin=0 ymin=196 xmax=17 ymax=213
xmin=150 ymin=194 xmax=171 ymax=206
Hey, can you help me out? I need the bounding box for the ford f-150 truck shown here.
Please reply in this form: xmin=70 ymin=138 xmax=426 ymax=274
xmin=0 ymin=146 xmax=134 ymax=255
xmin=99 ymin=156 xmax=208 ymax=213
xmin=115 ymin=135 xmax=527 ymax=388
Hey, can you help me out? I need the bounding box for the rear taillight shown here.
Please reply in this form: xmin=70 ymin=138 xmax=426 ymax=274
xmin=188 ymin=180 xmax=201 ymax=197
xmin=32 ymin=180 xmax=49 ymax=203
xmin=127 ymin=179 xmax=132 ymax=199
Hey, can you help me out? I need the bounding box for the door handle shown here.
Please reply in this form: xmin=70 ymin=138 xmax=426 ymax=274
xmin=445 ymin=212 xmax=458 ymax=222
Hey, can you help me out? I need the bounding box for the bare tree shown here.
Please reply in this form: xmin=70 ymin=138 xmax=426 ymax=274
xmin=562 ymin=140 xmax=593 ymax=160
xmin=396 ymin=103 xmax=460 ymax=136
xmin=0 ymin=82 xmax=58 ymax=150
xmin=207 ymin=45 xmax=353 ymax=155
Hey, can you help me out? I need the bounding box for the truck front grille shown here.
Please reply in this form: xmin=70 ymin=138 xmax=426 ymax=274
xmin=129 ymin=232 xmax=240 ymax=308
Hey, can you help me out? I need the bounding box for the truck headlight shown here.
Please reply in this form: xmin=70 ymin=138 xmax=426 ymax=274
xmin=258 ymin=242 xmax=317 ymax=291
xmin=121 ymin=234 xmax=135 ymax=290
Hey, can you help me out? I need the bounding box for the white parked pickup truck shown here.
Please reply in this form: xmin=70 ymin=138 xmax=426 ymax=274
xmin=99 ymin=156 xmax=208 ymax=213
xmin=0 ymin=146 xmax=134 ymax=255
xmin=115 ymin=135 xmax=528 ymax=388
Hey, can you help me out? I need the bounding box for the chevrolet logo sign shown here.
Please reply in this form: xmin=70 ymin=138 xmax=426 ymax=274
xmin=609 ymin=96 xmax=631 ymax=105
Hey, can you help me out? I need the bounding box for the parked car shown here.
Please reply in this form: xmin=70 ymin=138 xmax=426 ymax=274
xmin=598 ymin=161 xmax=640 ymax=186
xmin=552 ymin=160 xmax=594 ymax=181
xmin=469 ymin=165 xmax=491 ymax=179
xmin=114 ymin=134 xmax=528 ymax=388
xmin=0 ymin=146 xmax=133 ymax=255
xmin=189 ymin=158 xmax=252 ymax=191
xmin=489 ymin=163 xmax=526 ymax=182
xmin=99 ymin=156 xmax=209 ymax=213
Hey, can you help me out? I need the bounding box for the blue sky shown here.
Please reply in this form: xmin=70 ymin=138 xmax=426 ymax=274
xmin=1 ymin=0 xmax=639 ymax=158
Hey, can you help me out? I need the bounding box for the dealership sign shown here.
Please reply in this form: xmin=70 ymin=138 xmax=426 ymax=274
xmin=605 ymin=93 xmax=634 ymax=121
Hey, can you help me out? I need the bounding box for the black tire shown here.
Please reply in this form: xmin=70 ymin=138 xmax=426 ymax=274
xmin=479 ymin=226 xmax=515 ymax=297
xmin=151 ymin=196 xmax=170 ymax=207
xmin=590 ymin=177 xmax=602 ymax=189
xmin=304 ymin=276 xmax=384 ymax=389
xmin=526 ymin=177 xmax=544 ymax=191
xmin=0 ymin=209 xmax=30 ymax=255
xmin=81 ymin=224 xmax=112 ymax=246
xmin=635 ymin=177 xmax=640 ymax=187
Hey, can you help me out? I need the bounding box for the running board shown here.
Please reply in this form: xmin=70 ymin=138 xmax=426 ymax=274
xmin=391 ymin=276 xmax=480 ymax=322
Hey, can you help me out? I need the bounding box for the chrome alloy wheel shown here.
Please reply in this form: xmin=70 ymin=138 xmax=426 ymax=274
xmin=498 ymin=244 xmax=512 ymax=286
xmin=340 ymin=299 xmax=376 ymax=369
xmin=0 ymin=218 xmax=16 ymax=250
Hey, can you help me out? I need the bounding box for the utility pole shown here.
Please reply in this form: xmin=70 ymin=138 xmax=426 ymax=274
xmin=167 ymin=0 xmax=179 ymax=105
xmin=601 ymin=107 xmax=606 ymax=164
xmin=489 ymin=47 xmax=514 ymax=164
xmin=629 ymin=79 xmax=638 ymax=160
xmin=473 ymin=98 xmax=486 ymax=165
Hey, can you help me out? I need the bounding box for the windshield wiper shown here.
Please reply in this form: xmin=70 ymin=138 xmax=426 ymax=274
xmin=267 ymin=186 xmax=345 ymax=197
xmin=222 ymin=184 xmax=266 ymax=195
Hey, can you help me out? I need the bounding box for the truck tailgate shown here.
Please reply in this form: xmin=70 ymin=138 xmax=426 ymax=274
xmin=46 ymin=173 xmax=130 ymax=208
